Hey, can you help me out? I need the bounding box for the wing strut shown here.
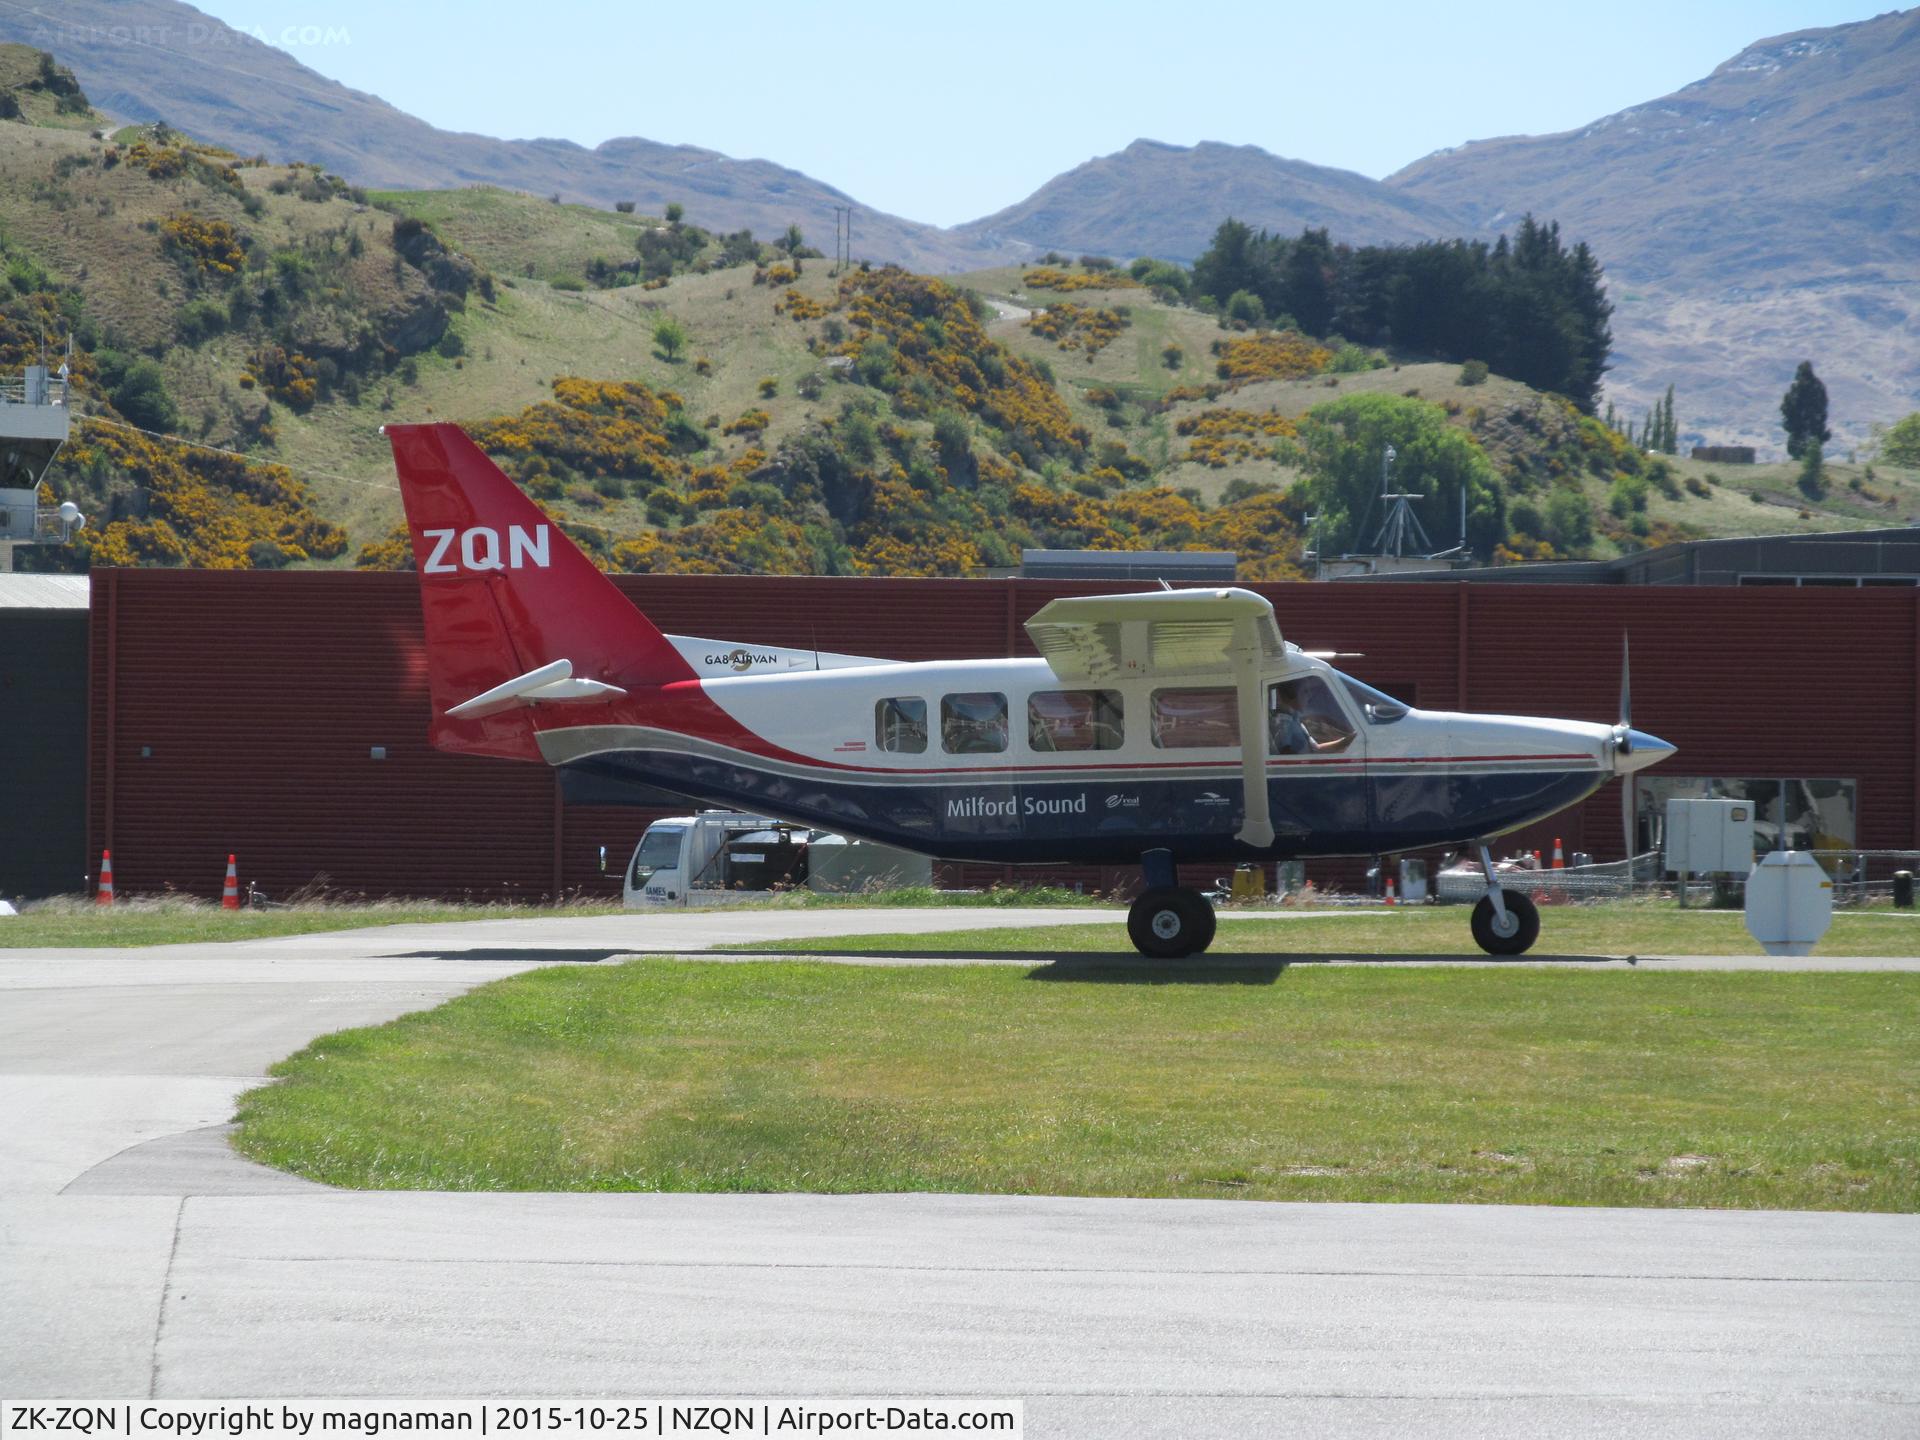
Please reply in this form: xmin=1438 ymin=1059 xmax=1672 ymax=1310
xmin=1230 ymin=615 xmax=1274 ymax=848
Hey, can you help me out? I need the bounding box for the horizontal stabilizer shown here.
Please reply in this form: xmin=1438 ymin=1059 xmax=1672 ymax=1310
xmin=446 ymin=658 xmax=628 ymax=719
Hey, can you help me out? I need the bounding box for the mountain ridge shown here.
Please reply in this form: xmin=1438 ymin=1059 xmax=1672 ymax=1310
xmin=953 ymin=139 xmax=1468 ymax=261
xmin=0 ymin=0 xmax=1005 ymax=272
xmin=8 ymin=0 xmax=1915 ymax=448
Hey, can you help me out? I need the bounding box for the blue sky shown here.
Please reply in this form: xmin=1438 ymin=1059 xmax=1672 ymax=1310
xmin=194 ymin=0 xmax=1895 ymax=226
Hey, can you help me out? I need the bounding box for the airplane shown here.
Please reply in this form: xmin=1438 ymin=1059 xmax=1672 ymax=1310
xmin=385 ymin=421 xmax=1676 ymax=958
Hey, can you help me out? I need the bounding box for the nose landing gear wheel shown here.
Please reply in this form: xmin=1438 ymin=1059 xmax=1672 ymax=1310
xmin=1128 ymin=886 xmax=1216 ymax=958
xmin=1471 ymin=888 xmax=1540 ymax=956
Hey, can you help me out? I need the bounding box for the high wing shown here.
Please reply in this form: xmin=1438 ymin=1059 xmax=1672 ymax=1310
xmin=1025 ymin=588 xmax=1283 ymax=848
xmin=1024 ymin=587 xmax=1285 ymax=682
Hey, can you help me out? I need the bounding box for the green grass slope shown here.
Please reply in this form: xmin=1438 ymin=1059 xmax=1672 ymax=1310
xmin=3 ymin=97 xmax=1912 ymax=574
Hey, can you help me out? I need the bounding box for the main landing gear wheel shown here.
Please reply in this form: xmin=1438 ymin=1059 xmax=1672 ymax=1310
xmin=1471 ymin=888 xmax=1540 ymax=956
xmin=1128 ymin=886 xmax=1216 ymax=958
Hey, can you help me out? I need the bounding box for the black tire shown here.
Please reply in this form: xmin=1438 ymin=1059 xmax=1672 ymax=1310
xmin=1471 ymin=889 xmax=1540 ymax=956
xmin=1128 ymin=886 xmax=1214 ymax=958
xmin=1192 ymin=895 xmax=1218 ymax=953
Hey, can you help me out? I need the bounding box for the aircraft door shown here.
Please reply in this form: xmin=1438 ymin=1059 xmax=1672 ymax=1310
xmin=1266 ymin=674 xmax=1370 ymax=853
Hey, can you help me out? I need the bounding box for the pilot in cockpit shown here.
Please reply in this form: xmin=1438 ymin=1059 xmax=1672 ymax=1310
xmin=1269 ymin=684 xmax=1316 ymax=756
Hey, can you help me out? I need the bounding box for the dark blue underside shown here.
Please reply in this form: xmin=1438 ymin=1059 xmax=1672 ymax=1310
xmin=563 ymin=751 xmax=1607 ymax=864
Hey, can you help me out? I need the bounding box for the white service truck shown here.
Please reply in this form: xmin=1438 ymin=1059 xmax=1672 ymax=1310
xmin=621 ymin=810 xmax=931 ymax=908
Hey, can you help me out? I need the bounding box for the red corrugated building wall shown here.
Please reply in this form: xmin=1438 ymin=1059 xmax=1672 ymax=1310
xmin=85 ymin=570 xmax=1920 ymax=900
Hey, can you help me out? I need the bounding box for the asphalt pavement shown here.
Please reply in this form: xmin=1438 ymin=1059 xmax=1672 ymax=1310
xmin=3 ymin=908 xmax=1916 ymax=1437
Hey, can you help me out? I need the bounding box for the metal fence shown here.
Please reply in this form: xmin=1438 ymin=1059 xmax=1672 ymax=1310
xmin=1433 ymin=850 xmax=1919 ymax=907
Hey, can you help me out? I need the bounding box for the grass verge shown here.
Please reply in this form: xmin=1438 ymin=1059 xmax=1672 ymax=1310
xmin=232 ymin=959 xmax=1920 ymax=1210
xmin=0 ymin=896 xmax=624 ymax=948
xmin=728 ymin=905 xmax=1920 ymax=959
xmin=0 ymin=886 xmax=1102 ymax=948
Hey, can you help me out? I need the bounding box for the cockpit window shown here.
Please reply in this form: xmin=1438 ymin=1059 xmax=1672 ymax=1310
xmin=1268 ymin=676 xmax=1357 ymax=754
xmin=1333 ymin=670 xmax=1410 ymax=723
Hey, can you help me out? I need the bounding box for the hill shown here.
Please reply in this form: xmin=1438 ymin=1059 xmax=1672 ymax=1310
xmin=952 ymin=139 xmax=1467 ymax=262
xmin=1385 ymin=9 xmax=1920 ymax=454
xmin=14 ymin=2 xmax=1914 ymax=453
xmin=0 ymin=0 xmax=1003 ymax=274
xmin=4 ymin=76 xmax=1915 ymax=583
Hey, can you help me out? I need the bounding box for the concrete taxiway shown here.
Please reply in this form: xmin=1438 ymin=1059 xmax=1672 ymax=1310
xmin=3 ymin=909 xmax=1917 ymax=1437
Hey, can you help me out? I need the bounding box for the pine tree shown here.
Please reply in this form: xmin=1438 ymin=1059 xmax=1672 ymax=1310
xmin=1780 ymin=361 xmax=1832 ymax=460
xmin=1659 ymin=385 xmax=1677 ymax=454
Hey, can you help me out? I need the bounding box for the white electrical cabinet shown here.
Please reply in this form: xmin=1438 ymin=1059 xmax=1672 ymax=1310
xmin=1744 ymin=851 xmax=1833 ymax=956
xmin=1665 ymin=798 xmax=1756 ymax=875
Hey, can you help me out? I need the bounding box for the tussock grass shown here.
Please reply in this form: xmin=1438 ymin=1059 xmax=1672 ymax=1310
xmin=233 ymin=959 xmax=1920 ymax=1210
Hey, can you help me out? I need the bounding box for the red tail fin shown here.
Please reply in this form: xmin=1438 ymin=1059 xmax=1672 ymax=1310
xmin=385 ymin=422 xmax=694 ymax=759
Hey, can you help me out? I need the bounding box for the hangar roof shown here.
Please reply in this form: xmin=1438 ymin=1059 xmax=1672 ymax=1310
xmin=0 ymin=574 xmax=90 ymax=609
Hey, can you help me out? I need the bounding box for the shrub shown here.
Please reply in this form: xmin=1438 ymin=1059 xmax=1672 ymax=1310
xmin=1608 ymin=474 xmax=1649 ymax=517
xmin=1214 ymin=332 xmax=1332 ymax=385
xmin=1327 ymin=342 xmax=1377 ymax=374
xmin=665 ymin=202 xmax=684 ymax=225
xmin=1224 ymin=290 xmax=1266 ymax=329
xmin=1162 ymin=344 xmax=1183 ymax=370
xmin=652 ymin=315 xmax=687 ymax=360
xmin=1128 ymin=258 xmax=1190 ymax=297
xmin=175 ymin=299 xmax=228 ymax=344
xmin=1021 ymin=266 xmax=1139 ymax=293
xmin=435 ymin=330 xmax=466 ymax=359
xmin=615 ymin=200 xmax=635 ymax=214
xmin=1458 ymin=359 xmax=1489 ymax=386
xmin=1174 ymin=407 xmax=1298 ymax=467
xmin=758 ymin=376 xmax=779 ymax=398
xmin=109 ymin=359 xmax=179 ymax=433
xmin=1025 ymin=301 xmax=1128 ymax=355
xmin=1797 ymin=443 xmax=1826 ymax=500
xmin=159 ymin=214 xmax=247 ymax=278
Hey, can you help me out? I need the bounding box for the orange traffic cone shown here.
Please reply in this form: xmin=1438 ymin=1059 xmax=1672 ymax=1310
xmin=1384 ymin=876 xmax=1397 ymax=906
xmin=222 ymin=854 xmax=240 ymax=910
xmin=95 ymin=849 xmax=114 ymax=906
xmin=1552 ymin=838 xmax=1566 ymax=869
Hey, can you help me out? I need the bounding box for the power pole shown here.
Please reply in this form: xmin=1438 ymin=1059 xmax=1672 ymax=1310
xmin=831 ymin=206 xmax=853 ymax=274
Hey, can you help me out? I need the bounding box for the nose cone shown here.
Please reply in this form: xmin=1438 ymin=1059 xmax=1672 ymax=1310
xmin=1615 ymin=727 xmax=1676 ymax=775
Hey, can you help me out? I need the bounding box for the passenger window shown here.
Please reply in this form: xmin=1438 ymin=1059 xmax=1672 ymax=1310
xmin=942 ymin=692 xmax=1009 ymax=754
xmin=875 ymin=697 xmax=927 ymax=754
xmin=1151 ymin=688 xmax=1239 ymax=749
xmin=1028 ymin=690 xmax=1124 ymax=752
xmin=1268 ymin=676 xmax=1357 ymax=755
